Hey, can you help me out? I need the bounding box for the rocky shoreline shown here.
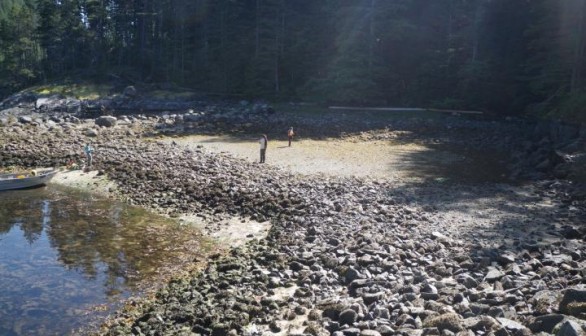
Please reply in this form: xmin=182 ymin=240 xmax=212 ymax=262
xmin=0 ymin=107 xmax=585 ymax=336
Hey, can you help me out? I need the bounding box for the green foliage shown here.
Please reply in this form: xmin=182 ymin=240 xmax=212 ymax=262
xmin=0 ymin=0 xmax=583 ymax=124
xmin=303 ymin=1 xmax=410 ymax=105
xmin=0 ymin=1 xmax=42 ymax=95
xmin=31 ymin=83 xmax=113 ymax=100
xmin=524 ymin=0 xmax=586 ymax=121
xmin=0 ymin=0 xmax=25 ymax=22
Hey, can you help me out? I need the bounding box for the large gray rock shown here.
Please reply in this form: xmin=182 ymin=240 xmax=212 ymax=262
xmin=339 ymin=309 xmax=358 ymax=325
xmin=84 ymin=128 xmax=99 ymax=137
xmin=362 ymin=292 xmax=384 ymax=305
xmin=532 ymin=290 xmax=562 ymax=315
xmin=528 ymin=314 xmax=565 ymax=333
xmin=95 ymin=116 xmax=117 ymax=127
xmin=18 ymin=116 xmax=33 ymax=124
xmin=359 ymin=330 xmax=381 ymax=336
xmin=463 ymin=316 xmax=500 ymax=333
xmin=497 ymin=318 xmax=531 ymax=334
xmin=559 ymin=287 xmax=586 ymax=317
xmin=345 ymin=267 xmax=362 ymax=284
xmin=423 ymin=313 xmax=464 ymax=333
xmin=457 ymin=274 xmax=479 ymax=289
xmin=35 ymin=97 xmax=51 ymax=109
xmin=485 ymin=268 xmax=505 ymax=282
xmin=35 ymin=94 xmax=65 ymax=110
xmin=555 ymin=320 xmax=583 ymax=336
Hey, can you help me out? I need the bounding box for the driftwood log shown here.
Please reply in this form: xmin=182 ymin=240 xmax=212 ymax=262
xmin=329 ymin=106 xmax=484 ymax=115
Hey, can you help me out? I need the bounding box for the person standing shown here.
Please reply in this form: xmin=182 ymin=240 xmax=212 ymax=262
xmin=84 ymin=143 xmax=94 ymax=168
xmin=259 ymin=134 xmax=268 ymax=163
xmin=287 ymin=127 xmax=295 ymax=147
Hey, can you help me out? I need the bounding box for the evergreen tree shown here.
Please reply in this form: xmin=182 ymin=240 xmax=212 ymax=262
xmin=84 ymin=0 xmax=113 ymax=75
xmin=35 ymin=0 xmax=91 ymax=78
xmin=0 ymin=0 xmax=42 ymax=95
xmin=0 ymin=0 xmax=582 ymax=122
xmin=524 ymin=0 xmax=586 ymax=121
xmin=0 ymin=0 xmax=25 ymax=21
xmin=308 ymin=0 xmax=381 ymax=104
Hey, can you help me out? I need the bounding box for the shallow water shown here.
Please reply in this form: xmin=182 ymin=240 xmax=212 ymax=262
xmin=0 ymin=185 xmax=204 ymax=336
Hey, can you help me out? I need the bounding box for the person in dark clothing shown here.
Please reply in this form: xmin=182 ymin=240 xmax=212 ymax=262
xmin=259 ymin=134 xmax=268 ymax=163
xmin=287 ymin=127 xmax=295 ymax=147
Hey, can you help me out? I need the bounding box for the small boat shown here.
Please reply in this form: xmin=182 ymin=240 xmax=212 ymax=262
xmin=0 ymin=168 xmax=58 ymax=191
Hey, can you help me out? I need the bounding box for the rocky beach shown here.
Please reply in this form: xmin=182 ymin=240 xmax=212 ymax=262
xmin=1 ymin=99 xmax=585 ymax=336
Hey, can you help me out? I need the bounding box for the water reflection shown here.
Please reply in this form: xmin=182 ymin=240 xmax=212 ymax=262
xmin=0 ymin=186 xmax=204 ymax=336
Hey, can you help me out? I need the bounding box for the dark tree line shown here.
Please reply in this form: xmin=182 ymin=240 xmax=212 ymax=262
xmin=0 ymin=0 xmax=585 ymax=121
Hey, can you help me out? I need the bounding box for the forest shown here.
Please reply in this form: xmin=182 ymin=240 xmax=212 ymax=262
xmin=0 ymin=0 xmax=585 ymax=122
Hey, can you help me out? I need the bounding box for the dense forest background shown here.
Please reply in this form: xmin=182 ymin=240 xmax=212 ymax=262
xmin=0 ymin=0 xmax=585 ymax=121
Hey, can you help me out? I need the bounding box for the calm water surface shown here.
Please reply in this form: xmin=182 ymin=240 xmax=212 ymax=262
xmin=0 ymin=185 xmax=203 ymax=336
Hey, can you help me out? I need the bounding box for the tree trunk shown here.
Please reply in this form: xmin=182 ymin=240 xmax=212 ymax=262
xmin=472 ymin=0 xmax=483 ymax=62
xmin=221 ymin=6 xmax=227 ymax=92
xmin=447 ymin=0 xmax=453 ymax=63
xmin=255 ymin=0 xmax=260 ymax=58
xmin=368 ymin=0 xmax=376 ymax=76
xmin=274 ymin=6 xmax=285 ymax=93
xmin=180 ymin=19 xmax=185 ymax=84
xmin=156 ymin=1 xmax=163 ymax=79
xmin=571 ymin=0 xmax=586 ymax=91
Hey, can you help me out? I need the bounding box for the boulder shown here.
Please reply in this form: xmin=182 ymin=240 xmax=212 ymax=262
xmin=84 ymin=128 xmax=99 ymax=137
xmin=554 ymin=320 xmax=583 ymax=336
xmin=123 ymin=86 xmax=138 ymax=98
xmin=18 ymin=116 xmax=33 ymax=124
xmin=528 ymin=314 xmax=565 ymax=333
xmin=484 ymin=268 xmax=504 ymax=282
xmin=35 ymin=94 xmax=66 ymax=111
xmin=339 ymin=309 xmax=358 ymax=325
xmin=423 ymin=313 xmax=464 ymax=333
xmin=559 ymin=287 xmax=586 ymax=317
xmin=95 ymin=116 xmax=117 ymax=127
xmin=497 ymin=318 xmax=531 ymax=334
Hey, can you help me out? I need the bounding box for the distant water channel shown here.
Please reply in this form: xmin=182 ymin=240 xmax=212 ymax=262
xmin=0 ymin=185 xmax=204 ymax=336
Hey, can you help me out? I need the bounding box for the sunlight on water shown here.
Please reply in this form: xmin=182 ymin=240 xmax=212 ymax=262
xmin=0 ymin=186 xmax=204 ymax=336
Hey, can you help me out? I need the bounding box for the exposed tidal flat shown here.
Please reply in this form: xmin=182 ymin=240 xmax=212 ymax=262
xmin=0 ymin=110 xmax=585 ymax=336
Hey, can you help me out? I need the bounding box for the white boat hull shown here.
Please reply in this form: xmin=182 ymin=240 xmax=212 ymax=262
xmin=0 ymin=169 xmax=58 ymax=191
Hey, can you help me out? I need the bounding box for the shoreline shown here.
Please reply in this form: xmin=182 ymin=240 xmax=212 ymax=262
xmin=1 ymin=113 xmax=585 ymax=336
xmin=49 ymin=166 xmax=274 ymax=335
xmin=51 ymin=169 xmax=119 ymax=197
xmin=51 ymin=169 xmax=272 ymax=249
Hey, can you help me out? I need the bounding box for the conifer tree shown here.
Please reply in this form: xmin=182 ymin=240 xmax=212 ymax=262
xmin=0 ymin=0 xmax=42 ymax=94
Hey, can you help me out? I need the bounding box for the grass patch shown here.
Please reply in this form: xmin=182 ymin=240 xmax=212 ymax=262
xmin=24 ymin=83 xmax=197 ymax=101
xmin=28 ymin=83 xmax=113 ymax=100
xmin=149 ymin=90 xmax=196 ymax=100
